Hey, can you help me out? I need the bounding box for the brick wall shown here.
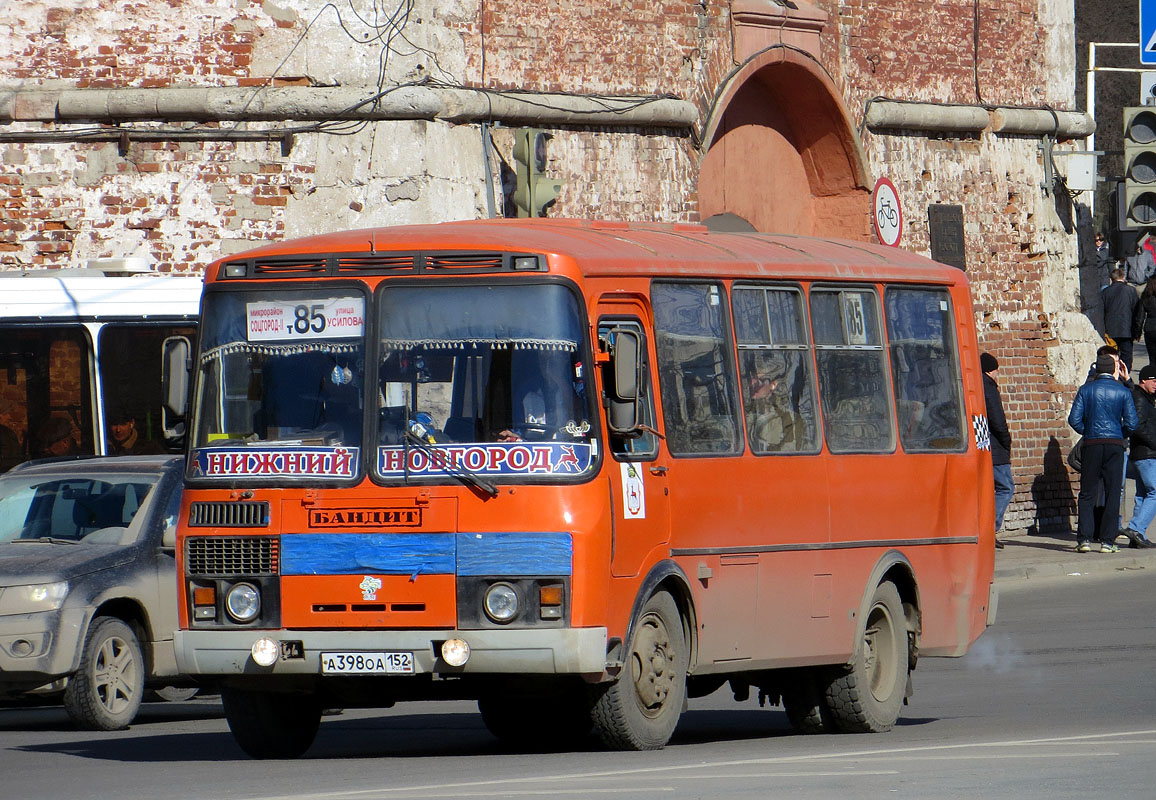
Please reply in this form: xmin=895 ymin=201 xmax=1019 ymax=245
xmin=823 ymin=0 xmax=1087 ymax=534
xmin=0 ymin=0 xmax=1092 ymax=532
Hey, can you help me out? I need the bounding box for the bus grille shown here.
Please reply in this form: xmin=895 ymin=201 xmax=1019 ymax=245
xmin=188 ymin=501 xmax=270 ymax=528
xmin=425 ymin=252 xmax=506 ymax=271
xmin=252 ymin=258 xmax=327 ymax=275
xmin=186 ymin=536 xmax=279 ymax=577
xmin=337 ymin=254 xmax=416 ymax=272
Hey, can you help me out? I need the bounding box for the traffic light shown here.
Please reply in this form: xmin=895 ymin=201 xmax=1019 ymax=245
xmin=1122 ymin=107 xmax=1156 ymax=229
xmin=511 ymin=128 xmax=561 ymax=218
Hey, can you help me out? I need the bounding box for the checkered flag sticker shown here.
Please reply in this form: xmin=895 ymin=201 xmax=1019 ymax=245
xmin=973 ymin=414 xmax=991 ymax=451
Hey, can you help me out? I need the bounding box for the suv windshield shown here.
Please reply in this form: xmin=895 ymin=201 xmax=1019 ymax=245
xmin=376 ymin=282 xmax=596 ymax=482
xmin=0 ymin=470 xmax=160 ymax=544
xmin=190 ymin=289 xmax=366 ymax=480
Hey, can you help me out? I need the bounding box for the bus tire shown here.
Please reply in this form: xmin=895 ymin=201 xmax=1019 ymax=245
xmin=781 ymin=670 xmax=835 ymax=734
xmin=824 ymin=582 xmax=908 ymax=733
xmin=63 ymin=617 xmax=144 ymax=731
xmin=591 ymin=591 xmax=688 ymax=751
xmin=479 ymin=689 xmax=593 ymax=748
xmin=222 ymin=688 xmax=321 ymax=759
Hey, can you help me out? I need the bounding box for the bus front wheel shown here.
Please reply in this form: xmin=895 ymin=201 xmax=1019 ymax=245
xmin=222 ymin=687 xmax=322 ymax=759
xmin=824 ymin=582 xmax=908 ymax=733
xmin=479 ymin=689 xmax=593 ymax=749
xmin=592 ymin=591 xmax=688 ymax=750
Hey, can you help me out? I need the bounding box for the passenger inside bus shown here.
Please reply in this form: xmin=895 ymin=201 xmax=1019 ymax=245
xmin=259 ymin=351 xmax=363 ymax=445
xmin=0 ymin=408 xmax=23 ymax=472
xmin=379 ymin=346 xmax=589 ymax=446
xmin=492 ymin=349 xmax=586 ymax=442
xmin=35 ymin=416 xmax=80 ymax=459
xmin=743 ymin=354 xmax=808 ymax=452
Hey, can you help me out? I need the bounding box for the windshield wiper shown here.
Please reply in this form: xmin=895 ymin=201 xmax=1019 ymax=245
xmin=404 ymin=429 xmax=499 ymax=499
xmin=13 ymin=537 xmax=81 ymax=545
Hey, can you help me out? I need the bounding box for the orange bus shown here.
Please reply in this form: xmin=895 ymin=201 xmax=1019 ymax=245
xmin=171 ymin=219 xmax=996 ymax=758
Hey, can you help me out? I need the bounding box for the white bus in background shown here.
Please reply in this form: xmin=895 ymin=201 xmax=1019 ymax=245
xmin=0 ymin=258 xmax=202 ymax=471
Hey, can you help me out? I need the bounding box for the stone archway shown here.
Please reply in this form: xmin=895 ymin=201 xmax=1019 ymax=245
xmin=699 ymin=46 xmax=873 ymax=239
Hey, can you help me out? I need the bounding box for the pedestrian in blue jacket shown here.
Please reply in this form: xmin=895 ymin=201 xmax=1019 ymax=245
xmin=1069 ymin=353 xmax=1140 ymax=553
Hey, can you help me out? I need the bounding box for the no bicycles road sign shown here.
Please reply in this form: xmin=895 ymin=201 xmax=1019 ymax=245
xmin=872 ymin=176 xmax=903 ymax=247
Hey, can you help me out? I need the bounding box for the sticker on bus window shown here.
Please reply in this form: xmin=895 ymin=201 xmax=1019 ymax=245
xmin=191 ymin=446 xmax=360 ymax=478
xmin=377 ymin=442 xmax=592 ymax=477
xmin=246 ymin=297 xmax=364 ymax=342
xmin=620 ymin=462 xmax=646 ymax=519
xmin=973 ymin=415 xmax=991 ymax=451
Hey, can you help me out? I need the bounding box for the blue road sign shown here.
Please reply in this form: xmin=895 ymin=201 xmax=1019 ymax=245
xmin=1144 ymin=0 xmax=1156 ymax=64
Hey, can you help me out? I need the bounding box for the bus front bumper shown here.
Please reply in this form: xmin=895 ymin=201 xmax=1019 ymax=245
xmin=175 ymin=627 xmax=610 ymax=677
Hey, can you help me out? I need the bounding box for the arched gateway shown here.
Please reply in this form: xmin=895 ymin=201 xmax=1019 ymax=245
xmin=699 ymin=45 xmax=873 ymax=240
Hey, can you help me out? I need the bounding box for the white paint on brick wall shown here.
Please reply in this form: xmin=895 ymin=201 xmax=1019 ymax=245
xmin=247 ymin=0 xmax=472 ymax=87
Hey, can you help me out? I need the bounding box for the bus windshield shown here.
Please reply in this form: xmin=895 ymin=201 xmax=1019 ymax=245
xmin=375 ymin=282 xmax=595 ymax=482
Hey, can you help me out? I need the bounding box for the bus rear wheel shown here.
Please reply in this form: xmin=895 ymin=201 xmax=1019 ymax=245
xmin=781 ymin=669 xmax=835 ymax=734
xmin=824 ymin=582 xmax=908 ymax=733
xmin=222 ymin=688 xmax=322 ymax=759
xmin=591 ymin=591 xmax=688 ymax=751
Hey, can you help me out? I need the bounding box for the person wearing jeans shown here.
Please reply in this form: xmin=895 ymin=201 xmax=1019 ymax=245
xmin=1069 ymin=353 xmax=1139 ymax=553
xmin=981 ymin=353 xmax=1012 ymax=548
xmin=1125 ymin=364 xmax=1156 ymax=547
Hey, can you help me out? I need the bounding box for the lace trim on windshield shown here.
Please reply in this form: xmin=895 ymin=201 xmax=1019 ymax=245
xmin=200 ymin=341 xmax=361 ymax=364
xmin=379 ymin=338 xmax=577 ymax=352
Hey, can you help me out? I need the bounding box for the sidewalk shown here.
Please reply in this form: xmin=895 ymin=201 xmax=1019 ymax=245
xmin=993 ymin=348 xmax=1156 ymax=583
xmin=994 ymin=531 xmax=1156 ymax=582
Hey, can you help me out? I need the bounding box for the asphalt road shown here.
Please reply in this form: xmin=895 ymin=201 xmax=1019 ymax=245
xmin=4 ymin=569 xmax=1156 ymax=800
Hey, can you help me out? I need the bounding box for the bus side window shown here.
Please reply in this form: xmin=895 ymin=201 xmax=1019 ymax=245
xmin=885 ymin=288 xmax=966 ymax=451
xmin=652 ymin=282 xmax=740 ymax=456
xmin=732 ymin=286 xmax=820 ymax=454
xmin=810 ymin=288 xmax=895 ymax=453
xmin=598 ymin=320 xmax=658 ymax=459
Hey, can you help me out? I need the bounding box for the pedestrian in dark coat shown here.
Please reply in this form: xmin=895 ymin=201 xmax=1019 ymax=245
xmin=1069 ymin=353 xmax=1139 ymax=553
xmin=1124 ymin=364 xmax=1156 ymax=548
xmin=1103 ymin=268 xmax=1142 ymax=370
xmin=1141 ymin=277 xmax=1156 ymax=366
xmin=981 ymin=353 xmax=1011 ymax=549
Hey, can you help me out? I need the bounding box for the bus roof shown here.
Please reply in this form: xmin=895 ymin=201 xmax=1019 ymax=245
xmin=0 ymin=273 xmax=203 ymax=321
xmin=210 ymin=219 xmax=967 ymax=286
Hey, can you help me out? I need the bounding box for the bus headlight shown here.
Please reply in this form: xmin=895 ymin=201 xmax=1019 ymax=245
xmin=225 ymin=583 xmax=261 ymax=623
xmin=483 ymin=582 xmax=519 ymax=623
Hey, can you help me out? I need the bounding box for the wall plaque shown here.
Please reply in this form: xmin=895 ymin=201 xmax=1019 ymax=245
xmin=928 ymin=204 xmax=966 ymax=270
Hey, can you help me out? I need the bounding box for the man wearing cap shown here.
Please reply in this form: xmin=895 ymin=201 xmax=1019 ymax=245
xmin=981 ymin=353 xmax=1011 ymax=549
xmin=107 ymin=410 xmax=163 ymax=456
xmin=1069 ymin=353 xmax=1139 ymax=553
xmin=1123 ymin=364 xmax=1156 ymax=548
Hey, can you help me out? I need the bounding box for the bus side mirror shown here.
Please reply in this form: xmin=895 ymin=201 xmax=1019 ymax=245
xmin=607 ymin=328 xmax=643 ymax=436
xmin=161 ymin=336 xmax=191 ymax=438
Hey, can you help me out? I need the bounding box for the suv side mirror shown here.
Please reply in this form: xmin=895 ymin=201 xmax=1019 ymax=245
xmin=607 ymin=328 xmax=643 ymax=436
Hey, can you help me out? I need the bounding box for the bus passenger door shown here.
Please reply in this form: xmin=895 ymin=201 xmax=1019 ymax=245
xmin=597 ymin=306 xmax=671 ymax=578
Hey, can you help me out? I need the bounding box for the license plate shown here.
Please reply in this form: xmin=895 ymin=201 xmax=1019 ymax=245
xmin=320 ymin=651 xmax=414 ymax=674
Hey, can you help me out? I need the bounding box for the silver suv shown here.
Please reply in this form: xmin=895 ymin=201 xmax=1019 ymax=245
xmin=0 ymin=455 xmax=193 ymax=729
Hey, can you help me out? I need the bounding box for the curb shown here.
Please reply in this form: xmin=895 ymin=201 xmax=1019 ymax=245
xmin=994 ymin=551 xmax=1155 ymax=583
